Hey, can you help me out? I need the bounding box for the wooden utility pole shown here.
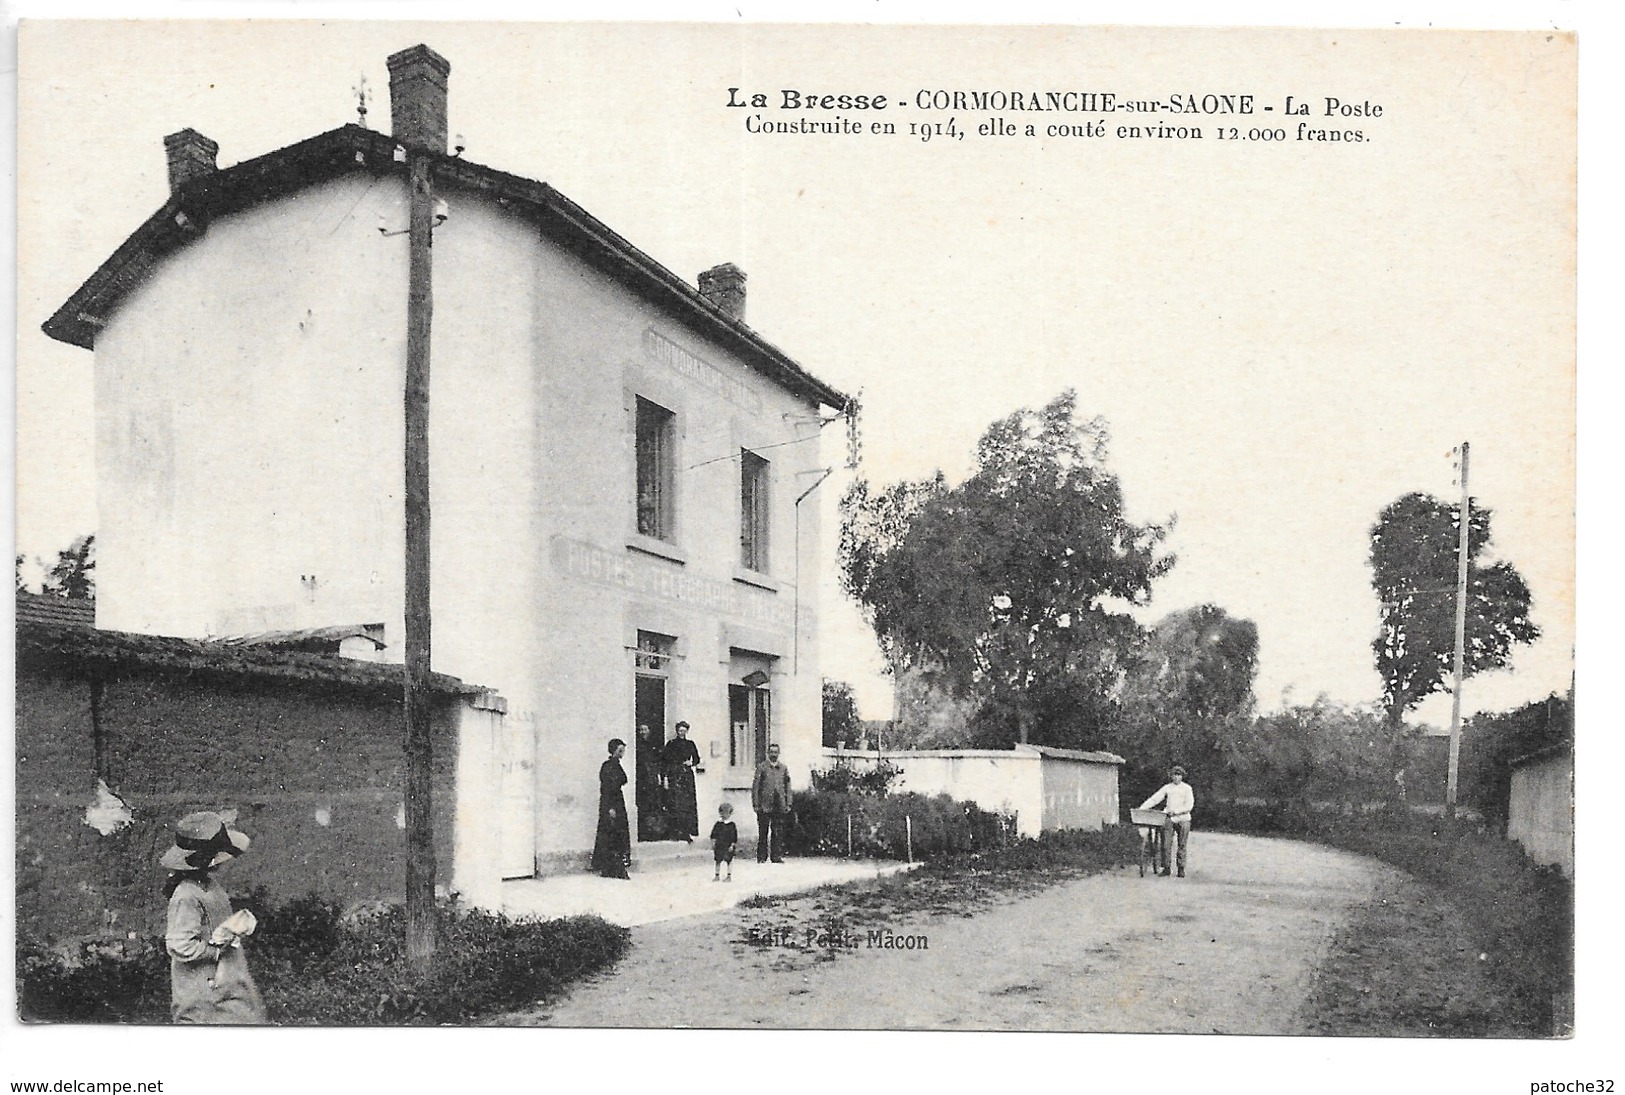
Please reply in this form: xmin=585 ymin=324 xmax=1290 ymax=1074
xmin=403 ymin=151 xmax=437 ymax=965
xmin=1446 ymin=441 xmax=1471 ymax=819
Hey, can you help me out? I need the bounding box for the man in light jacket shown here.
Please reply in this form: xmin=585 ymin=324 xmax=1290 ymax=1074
xmin=752 ymin=743 xmax=793 ymax=863
xmin=1140 ymin=765 xmax=1195 ymax=877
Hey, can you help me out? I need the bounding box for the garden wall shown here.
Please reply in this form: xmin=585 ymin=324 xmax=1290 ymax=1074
xmin=15 ymin=664 xmax=478 ymax=941
xmin=820 ymin=744 xmax=1121 ymax=837
xmin=1507 ymin=746 xmax=1573 ymax=877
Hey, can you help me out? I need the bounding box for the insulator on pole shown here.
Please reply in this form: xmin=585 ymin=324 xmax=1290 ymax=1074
xmin=845 ymin=397 xmax=861 ymax=469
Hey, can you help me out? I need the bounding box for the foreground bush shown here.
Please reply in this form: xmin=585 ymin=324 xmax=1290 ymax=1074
xmin=19 ymin=895 xmax=630 ymax=1025
xmin=1206 ymin=801 xmax=1572 ymax=1035
xmin=17 ymin=934 xmax=169 ymax=1024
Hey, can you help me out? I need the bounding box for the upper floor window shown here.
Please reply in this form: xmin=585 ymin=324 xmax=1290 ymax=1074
xmin=740 ymin=449 xmax=770 ymax=572
xmin=636 ymin=397 xmax=676 ymax=541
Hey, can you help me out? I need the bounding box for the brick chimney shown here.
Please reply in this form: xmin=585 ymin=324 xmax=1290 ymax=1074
xmin=163 ymin=129 xmax=219 ymax=192
xmin=698 ymin=263 xmax=747 ymax=322
xmin=386 ymin=45 xmax=451 ymax=153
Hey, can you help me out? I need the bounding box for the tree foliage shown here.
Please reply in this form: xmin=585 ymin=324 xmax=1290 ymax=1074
xmin=1369 ymin=493 xmax=1538 ymax=727
xmin=888 ymin=663 xmax=984 ymax=749
xmin=1114 ymin=604 xmax=1259 ymax=789
xmin=42 ymin=534 xmax=96 ymax=600
xmin=1230 ymin=697 xmax=1392 ymax=807
xmin=838 ymin=391 xmax=1173 ymax=748
xmin=821 ymin=679 xmax=863 ymax=749
xmin=1461 ymin=692 xmax=1571 ymax=829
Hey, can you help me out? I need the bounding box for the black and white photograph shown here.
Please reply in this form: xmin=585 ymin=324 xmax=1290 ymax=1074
xmin=5 ymin=5 xmax=1619 ymax=1092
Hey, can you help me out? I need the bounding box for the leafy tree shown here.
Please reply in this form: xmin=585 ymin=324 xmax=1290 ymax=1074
xmin=860 ymin=663 xmax=984 ymax=750
xmin=1232 ymin=697 xmax=1391 ymax=808
xmin=1369 ymin=493 xmax=1538 ymax=781
xmin=1461 ymin=693 xmax=1571 ymax=829
xmin=42 ymin=534 xmax=96 ymax=600
xmin=837 ymin=474 xmax=945 ymax=673
xmin=15 ymin=554 xmax=26 ymax=594
xmin=839 ymin=391 xmax=1173 ymax=748
xmin=821 ymin=679 xmax=863 ymax=749
xmin=1115 ymin=604 xmax=1259 ymax=790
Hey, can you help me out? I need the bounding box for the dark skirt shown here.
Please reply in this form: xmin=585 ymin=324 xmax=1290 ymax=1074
xmin=591 ymin=765 xmax=631 ymax=878
xmin=667 ymin=766 xmax=698 ymax=839
xmin=592 ymin=796 xmax=630 ymax=877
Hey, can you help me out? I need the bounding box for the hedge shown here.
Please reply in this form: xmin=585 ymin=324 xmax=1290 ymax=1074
xmin=786 ymin=787 xmax=1017 ymax=861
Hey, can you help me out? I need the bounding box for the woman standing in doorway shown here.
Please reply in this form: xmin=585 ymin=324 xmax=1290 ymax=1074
xmin=161 ymin=811 xmax=266 ymax=1024
xmin=592 ymin=738 xmax=632 ymax=879
xmin=662 ymin=720 xmax=701 ymax=842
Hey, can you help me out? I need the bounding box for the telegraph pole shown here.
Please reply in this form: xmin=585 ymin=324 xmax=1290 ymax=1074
xmin=1446 ymin=441 xmax=1471 ymax=819
xmin=402 ymin=150 xmax=437 ymax=965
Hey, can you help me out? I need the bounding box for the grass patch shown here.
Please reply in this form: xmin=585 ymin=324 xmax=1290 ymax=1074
xmin=1208 ymin=803 xmax=1571 ymax=1037
xmin=1305 ymin=873 xmax=1529 ymax=1036
xmin=19 ymin=893 xmax=631 ymax=1026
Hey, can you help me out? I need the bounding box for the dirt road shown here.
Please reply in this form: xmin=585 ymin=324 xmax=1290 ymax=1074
xmin=511 ymin=832 xmax=1397 ymax=1032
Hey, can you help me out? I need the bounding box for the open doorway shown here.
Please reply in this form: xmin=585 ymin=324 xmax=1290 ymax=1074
xmin=634 ymin=673 xmax=668 ymax=841
xmin=633 ymin=631 xmax=675 ymax=842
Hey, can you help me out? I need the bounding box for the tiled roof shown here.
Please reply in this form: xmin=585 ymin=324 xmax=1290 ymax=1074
xmin=42 ymin=125 xmax=849 ymax=411
xmin=1509 ymin=741 xmax=1573 ymax=769
xmin=16 ymin=611 xmax=482 ymax=699
xmin=15 ymin=591 xmax=96 ymax=628
xmin=1018 ymin=744 xmax=1126 ymax=765
xmin=220 ymin=623 xmax=387 ymax=649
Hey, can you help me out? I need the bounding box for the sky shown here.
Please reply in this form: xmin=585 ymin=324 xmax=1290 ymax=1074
xmin=14 ymin=18 xmax=1580 ymax=731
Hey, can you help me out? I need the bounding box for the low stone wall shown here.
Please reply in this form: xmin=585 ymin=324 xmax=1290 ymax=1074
xmin=823 ymin=747 xmax=1044 ymax=835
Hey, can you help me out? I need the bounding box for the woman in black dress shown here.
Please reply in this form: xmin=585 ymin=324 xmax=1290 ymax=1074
xmin=661 ymin=720 xmax=702 ymax=842
xmin=591 ymin=738 xmax=631 ymax=879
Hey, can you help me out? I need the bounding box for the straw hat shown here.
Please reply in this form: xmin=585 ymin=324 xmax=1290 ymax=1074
xmin=159 ymin=811 xmax=251 ymax=871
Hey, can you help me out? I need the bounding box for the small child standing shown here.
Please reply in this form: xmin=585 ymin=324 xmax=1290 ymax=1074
xmin=710 ymin=802 xmax=738 ymax=882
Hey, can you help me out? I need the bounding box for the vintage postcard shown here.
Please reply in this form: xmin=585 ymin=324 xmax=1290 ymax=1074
xmin=6 ymin=10 xmax=1614 ymax=1093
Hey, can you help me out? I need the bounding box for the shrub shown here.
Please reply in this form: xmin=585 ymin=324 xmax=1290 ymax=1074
xmin=261 ymin=908 xmax=631 ymax=1025
xmin=234 ymin=887 xmax=344 ymax=971
xmin=1197 ymin=797 xmax=1321 ymax=834
xmin=19 ymin=893 xmax=631 ymax=1025
xmin=810 ymin=760 xmax=905 ymax=797
xmin=16 ymin=934 xmax=169 ymax=1024
xmin=787 ymin=787 xmax=1015 ymax=861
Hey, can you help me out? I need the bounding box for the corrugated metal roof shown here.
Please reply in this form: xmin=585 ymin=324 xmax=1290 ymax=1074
xmin=43 ymin=125 xmax=849 ymax=411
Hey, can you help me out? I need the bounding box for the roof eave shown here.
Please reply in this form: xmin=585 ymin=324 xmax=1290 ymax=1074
xmin=43 ymin=126 xmax=851 ymax=410
xmin=16 ymin=617 xmax=481 ymax=698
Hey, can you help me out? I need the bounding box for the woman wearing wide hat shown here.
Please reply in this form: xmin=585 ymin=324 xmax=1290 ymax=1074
xmin=160 ymin=811 xmax=266 ymax=1024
